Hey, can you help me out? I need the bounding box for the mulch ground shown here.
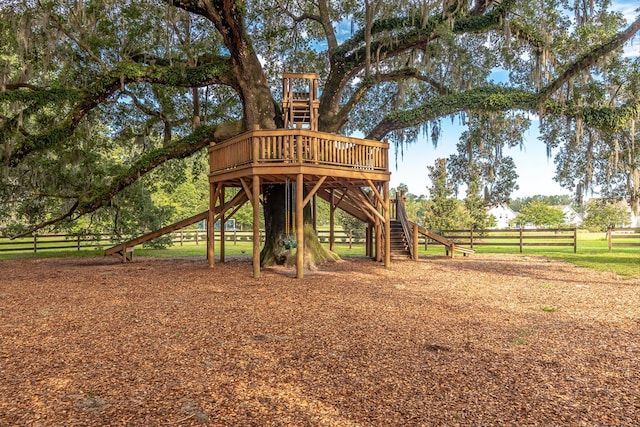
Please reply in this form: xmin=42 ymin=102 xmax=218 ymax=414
xmin=0 ymin=254 xmax=638 ymax=426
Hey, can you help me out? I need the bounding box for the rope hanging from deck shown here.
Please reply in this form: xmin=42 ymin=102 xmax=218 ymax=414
xmin=283 ymin=177 xmax=297 ymax=249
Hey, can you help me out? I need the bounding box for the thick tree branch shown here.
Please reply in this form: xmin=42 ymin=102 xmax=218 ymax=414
xmin=366 ymin=85 xmax=640 ymax=140
xmin=367 ymin=86 xmax=536 ymax=139
xmin=335 ymin=0 xmax=515 ymax=67
xmin=331 ymin=69 xmax=450 ymax=132
xmin=273 ymin=0 xmax=338 ymax=58
xmin=321 ymin=0 xmax=516 ymax=126
xmin=2 ymin=58 xmax=236 ymax=166
xmin=10 ymin=120 xmax=243 ymax=238
xmin=541 ymin=15 xmax=640 ymax=99
xmin=317 ymin=0 xmax=338 ymax=55
xmin=10 ymin=201 xmax=79 ymax=239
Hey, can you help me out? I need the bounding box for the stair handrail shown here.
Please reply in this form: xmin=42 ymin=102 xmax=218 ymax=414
xmin=395 ymin=193 xmax=414 ymax=260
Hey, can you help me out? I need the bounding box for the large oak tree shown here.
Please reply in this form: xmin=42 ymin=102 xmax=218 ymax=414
xmin=1 ymin=0 xmax=639 ymax=263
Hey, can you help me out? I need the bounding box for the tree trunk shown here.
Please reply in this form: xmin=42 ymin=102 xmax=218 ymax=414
xmin=183 ymin=1 xmax=338 ymax=269
xmin=260 ymin=184 xmax=338 ymax=268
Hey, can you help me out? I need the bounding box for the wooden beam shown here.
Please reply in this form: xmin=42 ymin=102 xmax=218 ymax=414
xmin=384 ymin=181 xmax=390 ymax=267
xmin=252 ymin=174 xmax=261 ymax=278
xmin=375 ymin=216 xmax=382 ymax=262
xmin=220 ymin=185 xmax=225 ymax=263
xmin=337 ymin=187 xmax=375 ymax=223
xmin=344 ymin=184 xmax=383 ymax=223
xmin=326 ymin=187 xmax=374 ymax=223
xmin=302 ymin=175 xmax=327 ymax=207
xmin=105 ymin=210 xmax=210 ymax=258
xmin=329 ymin=189 xmax=335 ymax=252
xmin=213 ymin=190 xmax=248 ymax=223
xmin=224 ymin=198 xmax=248 ymax=222
xmin=239 ymin=177 xmax=254 ymax=202
xmin=366 ymin=179 xmax=385 ymax=206
xmin=207 ymin=182 xmax=214 ymax=267
xmin=296 ymin=173 xmax=304 ymax=279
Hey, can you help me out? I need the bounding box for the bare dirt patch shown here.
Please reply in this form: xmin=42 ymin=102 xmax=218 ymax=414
xmin=1 ymin=254 xmax=638 ymax=426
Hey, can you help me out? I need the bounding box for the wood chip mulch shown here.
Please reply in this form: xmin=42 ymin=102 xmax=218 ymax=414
xmin=0 ymin=254 xmax=638 ymax=426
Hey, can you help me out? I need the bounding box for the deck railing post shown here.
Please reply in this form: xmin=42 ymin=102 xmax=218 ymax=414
xmin=296 ymin=133 xmax=303 ymax=164
xmin=252 ymin=126 xmax=260 ymax=165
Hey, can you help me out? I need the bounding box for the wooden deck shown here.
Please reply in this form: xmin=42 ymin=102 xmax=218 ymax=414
xmin=209 ymin=128 xmax=390 ymax=185
xmin=207 ymin=127 xmax=392 ymax=278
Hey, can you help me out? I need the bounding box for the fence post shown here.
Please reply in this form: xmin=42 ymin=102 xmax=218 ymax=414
xmin=519 ymin=227 xmax=523 ymax=253
xmin=348 ymin=230 xmax=352 ymax=249
xmin=607 ymin=228 xmax=612 ymax=252
xmin=33 ymin=234 xmax=37 ymax=253
xmin=234 ymin=229 xmax=237 ymax=245
xmin=470 ymin=228 xmax=474 ymax=249
xmin=78 ymin=234 xmax=81 ymax=251
xmin=412 ymin=224 xmax=418 ymax=260
xmin=180 ymin=230 xmax=184 ymax=246
xmin=573 ymin=227 xmax=577 ymax=253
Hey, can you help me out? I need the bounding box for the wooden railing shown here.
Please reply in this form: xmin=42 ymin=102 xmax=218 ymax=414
xmin=210 ymin=129 xmax=388 ymax=174
xmin=0 ymin=229 xmax=369 ymax=256
xmin=434 ymin=228 xmax=578 ymax=253
xmin=395 ymin=196 xmax=415 ymax=259
xmin=608 ymin=227 xmax=640 ymax=251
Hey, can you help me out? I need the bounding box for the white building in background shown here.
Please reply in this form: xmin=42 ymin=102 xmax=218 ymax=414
xmin=625 ymin=204 xmax=640 ymax=227
xmin=487 ymin=205 xmax=517 ymax=229
xmin=556 ymin=205 xmax=583 ymax=226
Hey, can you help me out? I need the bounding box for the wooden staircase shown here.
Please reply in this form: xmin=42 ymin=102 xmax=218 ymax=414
xmin=389 ymin=220 xmax=411 ymax=259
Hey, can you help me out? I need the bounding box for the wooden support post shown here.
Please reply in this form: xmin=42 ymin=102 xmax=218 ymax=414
xmin=329 ymin=189 xmax=335 ymax=252
xmin=208 ymin=183 xmax=215 ymax=267
xmin=375 ymin=218 xmax=382 ymax=262
xmin=365 ymin=225 xmax=370 ymax=257
xmin=252 ymin=175 xmax=261 ymax=278
xmin=412 ymin=223 xmax=419 ymax=261
xmin=296 ymin=173 xmax=304 ymax=279
xmin=383 ymin=181 xmax=390 ymax=268
xmin=573 ymin=227 xmax=577 ymax=253
xmin=312 ymin=193 xmax=317 ymax=231
xmin=220 ymin=186 xmax=225 ymax=263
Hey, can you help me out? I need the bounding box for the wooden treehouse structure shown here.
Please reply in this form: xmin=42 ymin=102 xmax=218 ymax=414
xmin=207 ymin=73 xmax=391 ymax=278
xmin=106 ymin=73 xmax=472 ymax=277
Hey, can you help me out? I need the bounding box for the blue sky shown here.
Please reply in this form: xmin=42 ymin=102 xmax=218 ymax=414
xmin=389 ymin=0 xmax=639 ymax=198
xmin=388 ymin=122 xmax=565 ymax=198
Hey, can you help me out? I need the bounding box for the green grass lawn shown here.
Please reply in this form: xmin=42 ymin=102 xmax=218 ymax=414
xmin=2 ymin=233 xmax=638 ymax=279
